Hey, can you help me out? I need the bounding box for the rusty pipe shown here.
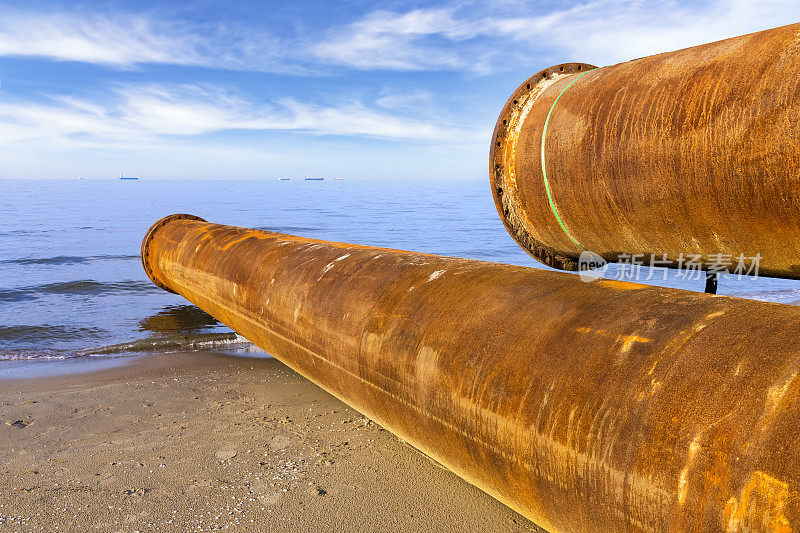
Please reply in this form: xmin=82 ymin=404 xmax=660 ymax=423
xmin=491 ymin=23 xmax=800 ymax=278
xmin=143 ymin=214 xmax=800 ymax=532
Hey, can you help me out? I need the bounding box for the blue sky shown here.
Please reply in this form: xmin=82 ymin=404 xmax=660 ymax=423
xmin=1 ymin=0 xmax=799 ymax=180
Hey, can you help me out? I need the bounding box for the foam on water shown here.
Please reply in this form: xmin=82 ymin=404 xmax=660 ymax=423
xmin=78 ymin=332 xmax=254 ymax=356
xmin=0 ymin=332 xmax=258 ymax=361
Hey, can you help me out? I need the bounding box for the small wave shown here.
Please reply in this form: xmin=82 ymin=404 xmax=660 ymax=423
xmin=0 ymin=349 xmax=72 ymax=361
xmin=459 ymin=248 xmax=519 ymax=260
xmin=0 ymin=324 xmax=106 ymax=343
xmin=0 ymin=279 xmax=160 ymax=302
xmin=78 ymin=332 xmax=252 ymax=356
xmin=0 ymin=254 xmax=139 ymax=266
xmin=731 ymin=288 xmax=800 ymax=304
xmin=0 ymin=331 xmax=255 ymax=360
xmin=256 ymin=226 xmax=323 ymax=234
xmin=0 ymin=229 xmax=48 ymax=236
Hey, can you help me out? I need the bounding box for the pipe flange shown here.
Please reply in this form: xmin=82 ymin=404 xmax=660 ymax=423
xmin=490 ymin=63 xmax=597 ymax=271
xmin=141 ymin=213 xmax=206 ymax=294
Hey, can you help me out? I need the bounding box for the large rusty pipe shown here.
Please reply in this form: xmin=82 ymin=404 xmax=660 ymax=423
xmin=491 ymin=23 xmax=800 ymax=278
xmin=143 ymin=214 xmax=800 ymax=532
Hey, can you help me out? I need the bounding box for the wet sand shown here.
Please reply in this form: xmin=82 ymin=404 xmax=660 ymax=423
xmin=0 ymin=352 xmax=542 ymax=532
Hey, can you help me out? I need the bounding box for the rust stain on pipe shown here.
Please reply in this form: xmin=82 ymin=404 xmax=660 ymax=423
xmin=490 ymin=23 xmax=800 ymax=278
xmin=143 ymin=214 xmax=800 ymax=532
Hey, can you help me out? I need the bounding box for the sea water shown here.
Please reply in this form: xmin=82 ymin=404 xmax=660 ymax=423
xmin=2 ymin=178 xmax=800 ymax=364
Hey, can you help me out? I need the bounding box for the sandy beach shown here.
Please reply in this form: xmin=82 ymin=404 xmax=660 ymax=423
xmin=0 ymin=352 xmax=542 ymax=532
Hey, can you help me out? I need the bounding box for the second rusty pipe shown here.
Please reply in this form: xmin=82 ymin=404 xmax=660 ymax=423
xmin=143 ymin=214 xmax=800 ymax=532
xmin=490 ymin=23 xmax=800 ymax=278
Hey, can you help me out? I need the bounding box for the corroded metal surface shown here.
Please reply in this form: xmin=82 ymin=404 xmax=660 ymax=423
xmin=491 ymin=23 xmax=800 ymax=278
xmin=143 ymin=215 xmax=800 ymax=532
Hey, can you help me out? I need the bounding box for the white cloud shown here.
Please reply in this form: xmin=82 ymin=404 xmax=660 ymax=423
xmin=375 ymin=90 xmax=436 ymax=112
xmin=311 ymin=8 xmax=483 ymax=71
xmin=0 ymin=11 xmax=201 ymax=67
xmin=489 ymin=0 xmax=800 ymax=65
xmin=1 ymin=2 xmax=799 ymax=73
xmin=276 ymin=97 xmax=471 ymax=140
xmin=0 ymin=9 xmax=305 ymax=73
xmin=0 ymin=82 xmax=487 ymax=179
xmin=311 ymin=0 xmax=800 ymax=71
xmin=0 ymin=83 xmax=479 ymax=147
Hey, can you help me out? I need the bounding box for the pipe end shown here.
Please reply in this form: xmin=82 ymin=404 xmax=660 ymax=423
xmin=490 ymin=63 xmax=597 ymax=271
xmin=141 ymin=213 xmax=206 ymax=294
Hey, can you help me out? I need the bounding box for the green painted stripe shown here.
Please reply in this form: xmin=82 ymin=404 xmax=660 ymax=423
xmin=540 ymin=69 xmax=596 ymax=249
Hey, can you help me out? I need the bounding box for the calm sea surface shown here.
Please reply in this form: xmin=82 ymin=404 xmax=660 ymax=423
xmin=2 ymin=179 xmax=800 ymax=364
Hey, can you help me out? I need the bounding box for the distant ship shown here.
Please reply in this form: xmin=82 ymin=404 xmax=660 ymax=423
xmin=335 ymin=177 xmax=343 ymax=181
xmin=278 ymin=177 xmax=291 ymax=181
xmin=120 ymin=173 xmax=139 ymax=180
xmin=304 ymin=176 xmax=324 ymax=181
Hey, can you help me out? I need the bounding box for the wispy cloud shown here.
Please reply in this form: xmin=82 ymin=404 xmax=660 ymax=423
xmin=1 ymin=2 xmax=799 ymax=73
xmin=311 ymin=8 xmax=484 ymax=71
xmin=375 ymin=90 xmax=436 ymax=113
xmin=294 ymin=0 xmax=800 ymax=74
xmin=0 ymin=83 xmax=477 ymax=147
xmin=0 ymin=11 xmax=201 ymax=67
xmin=489 ymin=0 xmax=800 ymax=65
xmin=0 ymin=9 xmax=305 ymax=73
xmin=314 ymin=0 xmax=800 ymax=71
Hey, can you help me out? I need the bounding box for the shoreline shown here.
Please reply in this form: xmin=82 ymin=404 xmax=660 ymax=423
xmin=0 ymin=351 xmax=542 ymax=531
